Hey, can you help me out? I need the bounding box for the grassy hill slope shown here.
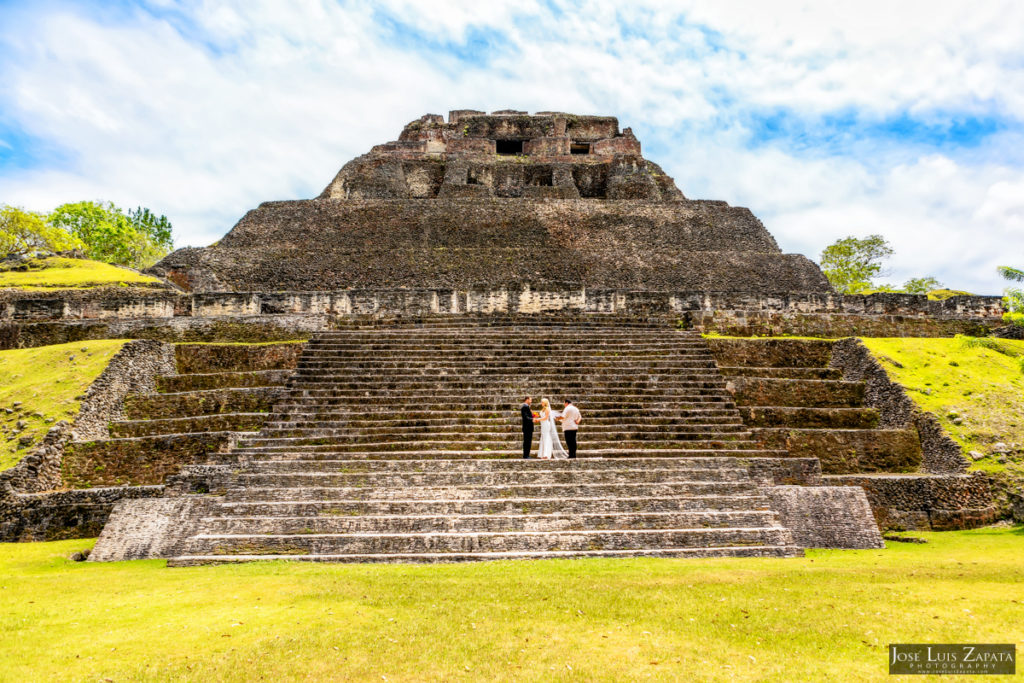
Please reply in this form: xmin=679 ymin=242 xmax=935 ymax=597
xmin=0 ymin=256 xmax=165 ymax=290
xmin=863 ymin=336 xmax=1024 ymax=472
xmin=0 ymin=340 xmax=128 ymax=470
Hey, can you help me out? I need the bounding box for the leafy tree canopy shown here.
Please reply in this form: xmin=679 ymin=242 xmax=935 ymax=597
xmin=47 ymin=201 xmax=173 ymax=269
xmin=819 ymin=234 xmax=894 ymax=294
xmin=998 ymin=265 xmax=1024 ymax=327
xmin=903 ymin=276 xmax=944 ymax=294
xmin=0 ymin=205 xmax=84 ymax=257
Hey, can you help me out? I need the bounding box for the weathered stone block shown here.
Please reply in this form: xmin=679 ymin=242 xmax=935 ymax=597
xmin=62 ymin=432 xmax=237 ymax=488
xmin=706 ymin=338 xmax=834 ymax=368
xmin=750 ymin=428 xmax=922 ymax=474
xmin=766 ymin=486 xmax=884 ymax=549
xmin=175 ymin=342 xmax=305 ymax=374
xmin=727 ymin=377 xmax=865 ymax=408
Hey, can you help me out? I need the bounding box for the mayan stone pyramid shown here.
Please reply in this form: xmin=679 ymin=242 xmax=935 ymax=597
xmin=152 ymin=110 xmax=830 ymax=294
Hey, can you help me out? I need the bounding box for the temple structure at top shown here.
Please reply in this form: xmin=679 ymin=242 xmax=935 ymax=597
xmin=151 ymin=110 xmax=831 ymax=294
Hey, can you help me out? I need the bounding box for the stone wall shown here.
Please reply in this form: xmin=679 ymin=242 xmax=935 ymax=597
xmin=88 ymin=496 xmax=214 ymax=561
xmin=829 ymin=338 xmax=967 ymax=474
xmin=175 ymin=342 xmax=305 ymax=374
xmin=766 ymin=486 xmax=884 ymax=548
xmin=0 ymin=485 xmax=163 ymax=542
xmin=73 ymin=340 xmax=176 ymax=441
xmin=0 ymin=288 xmax=1004 ymax=351
xmin=150 ymin=199 xmax=830 ymax=293
xmin=824 ymin=473 xmax=998 ymax=531
xmin=62 ymin=432 xmax=238 ymax=488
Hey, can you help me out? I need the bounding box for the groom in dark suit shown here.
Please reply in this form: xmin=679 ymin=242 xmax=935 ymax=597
xmin=520 ymin=396 xmax=534 ymax=459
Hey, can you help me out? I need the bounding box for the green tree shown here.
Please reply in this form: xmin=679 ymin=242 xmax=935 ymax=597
xmin=999 ymin=266 xmax=1024 ymax=327
xmin=903 ymin=276 xmax=944 ymax=294
xmin=127 ymin=206 xmax=173 ymax=252
xmin=47 ymin=201 xmax=173 ymax=268
xmin=0 ymin=204 xmax=83 ymax=257
xmin=819 ymin=234 xmax=894 ymax=294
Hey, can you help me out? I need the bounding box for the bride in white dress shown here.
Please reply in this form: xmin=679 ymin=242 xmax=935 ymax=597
xmin=536 ymin=398 xmax=569 ymax=460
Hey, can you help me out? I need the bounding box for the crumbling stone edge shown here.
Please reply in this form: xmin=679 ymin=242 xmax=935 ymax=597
xmin=1 ymin=340 xmax=176 ymax=541
xmin=829 ymin=337 xmax=968 ymax=474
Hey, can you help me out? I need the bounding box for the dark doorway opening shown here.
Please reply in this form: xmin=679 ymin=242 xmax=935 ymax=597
xmin=496 ymin=139 xmax=524 ymax=155
xmin=570 ymin=142 xmax=591 ymax=155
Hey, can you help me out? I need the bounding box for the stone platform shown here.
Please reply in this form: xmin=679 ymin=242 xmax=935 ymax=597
xmin=91 ymin=319 xmax=883 ymax=564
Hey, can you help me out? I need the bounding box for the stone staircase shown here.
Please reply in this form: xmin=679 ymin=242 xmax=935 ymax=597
xmin=163 ymin=322 xmax=806 ymax=564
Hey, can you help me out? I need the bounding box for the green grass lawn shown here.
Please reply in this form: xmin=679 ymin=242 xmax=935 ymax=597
xmin=862 ymin=337 xmax=1024 ymax=472
xmin=1 ymin=528 xmax=1021 ymax=681
xmin=0 ymin=340 xmax=127 ymax=470
xmin=0 ymin=256 xmax=165 ymax=290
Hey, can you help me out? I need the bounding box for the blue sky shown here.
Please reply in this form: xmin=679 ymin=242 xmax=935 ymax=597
xmin=1 ymin=0 xmax=1023 ymax=293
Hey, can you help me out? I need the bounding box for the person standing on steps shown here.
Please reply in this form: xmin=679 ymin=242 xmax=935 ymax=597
xmin=520 ymin=396 xmax=535 ymax=459
xmin=558 ymin=399 xmax=581 ymax=459
xmin=536 ymin=398 xmax=569 ymax=460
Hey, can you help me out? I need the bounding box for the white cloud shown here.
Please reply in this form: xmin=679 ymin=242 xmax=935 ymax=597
xmin=0 ymin=0 xmax=1022 ymax=292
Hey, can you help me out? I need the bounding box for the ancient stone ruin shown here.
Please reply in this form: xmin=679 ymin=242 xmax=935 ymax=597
xmin=1 ymin=110 xmax=1012 ymax=562
xmin=151 ymin=110 xmax=828 ymax=294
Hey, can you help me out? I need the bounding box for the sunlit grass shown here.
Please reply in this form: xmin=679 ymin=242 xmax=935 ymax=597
xmin=862 ymin=337 xmax=1024 ymax=472
xmin=1 ymin=528 xmax=1021 ymax=681
xmin=0 ymin=256 xmax=164 ymax=290
xmin=0 ymin=340 xmax=127 ymax=470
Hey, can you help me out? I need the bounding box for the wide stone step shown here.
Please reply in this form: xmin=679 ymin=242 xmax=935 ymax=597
xmin=276 ymin=393 xmax=733 ymax=403
xmin=299 ymin=351 xmax=708 ymax=360
xmin=157 ymin=370 xmax=291 ymax=393
xmin=229 ymin=447 xmax=791 ymax=460
xmin=296 ymin=361 xmax=720 ymax=371
xmin=263 ymin=416 xmax=746 ymax=429
xmin=310 ymin=330 xmax=685 ymax=339
xmin=224 ymin=481 xmax=760 ymax=501
xmin=198 ymin=510 xmax=781 ymax=534
xmin=244 ymin=456 xmax=755 ymax=473
xmin=287 ymin=379 xmax=729 ymax=391
xmin=259 ymin=422 xmax=750 ymax=435
xmin=265 ymin=407 xmax=744 ymax=420
xmin=303 ymin=339 xmax=705 ymax=348
xmin=719 ymin=366 xmax=842 ymax=380
xmin=169 ymin=545 xmax=802 ymax=566
xmin=234 ymin=467 xmax=753 ymax=488
xmin=253 ymin=428 xmax=752 ymax=442
xmin=297 ymin=358 xmax=719 ymax=367
xmin=179 ymin=527 xmax=794 ymax=556
xmin=234 ymin=438 xmax=763 ymax=452
xmin=123 ymin=387 xmax=283 ymax=420
xmin=208 ymin=494 xmax=775 ymax=517
xmin=737 ymin=406 xmax=880 ymax=429
xmin=62 ymin=432 xmax=237 ymax=488
xmin=110 ymin=413 xmax=268 ymax=438
xmin=728 ymin=378 xmax=866 ymax=408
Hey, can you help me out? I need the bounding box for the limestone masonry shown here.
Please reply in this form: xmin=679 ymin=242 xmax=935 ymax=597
xmin=4 ymin=109 xmax=1015 ymax=562
xmin=150 ymin=110 xmax=828 ymax=293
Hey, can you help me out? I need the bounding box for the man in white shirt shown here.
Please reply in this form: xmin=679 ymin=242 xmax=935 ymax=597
xmin=559 ymin=399 xmax=581 ymax=459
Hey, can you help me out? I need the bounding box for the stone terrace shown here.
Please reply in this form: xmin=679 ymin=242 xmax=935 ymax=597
xmin=94 ymin=317 xmax=882 ymax=564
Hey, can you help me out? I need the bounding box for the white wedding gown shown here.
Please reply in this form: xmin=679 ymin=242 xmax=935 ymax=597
xmin=537 ymin=410 xmax=569 ymax=460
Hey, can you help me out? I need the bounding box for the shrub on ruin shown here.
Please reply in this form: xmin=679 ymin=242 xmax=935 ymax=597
xmin=47 ymin=201 xmax=174 ymax=269
xmin=998 ymin=266 xmax=1024 ymax=327
xmin=819 ymin=235 xmax=894 ymax=294
xmin=0 ymin=205 xmax=83 ymax=257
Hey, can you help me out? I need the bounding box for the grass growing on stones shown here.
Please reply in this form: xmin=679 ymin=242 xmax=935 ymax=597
xmin=862 ymin=337 xmax=1024 ymax=472
xmin=0 ymin=340 xmax=127 ymax=470
xmin=1 ymin=527 xmax=1022 ymax=681
xmin=0 ymin=256 xmax=164 ymax=290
